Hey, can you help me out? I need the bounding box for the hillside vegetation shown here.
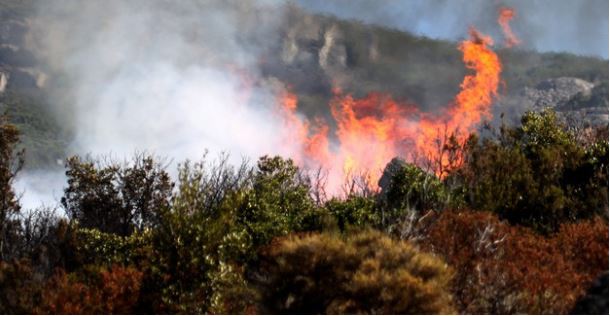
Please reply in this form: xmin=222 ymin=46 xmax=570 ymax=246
xmin=0 ymin=3 xmax=607 ymax=313
xmin=0 ymin=108 xmax=607 ymax=314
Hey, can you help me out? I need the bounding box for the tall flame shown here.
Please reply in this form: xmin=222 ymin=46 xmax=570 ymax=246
xmin=278 ymin=25 xmax=502 ymax=195
xmin=498 ymin=6 xmax=521 ymax=48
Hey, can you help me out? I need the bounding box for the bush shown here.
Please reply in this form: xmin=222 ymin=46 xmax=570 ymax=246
xmin=252 ymin=230 xmax=455 ymax=314
xmin=380 ymin=161 xmax=447 ymax=213
xmin=37 ymin=265 xmax=143 ymax=314
xmin=0 ymin=259 xmax=39 ymax=314
xmin=238 ymin=156 xmax=324 ymax=246
xmin=325 ymin=195 xmax=379 ymax=230
xmin=454 ymin=109 xmax=608 ymax=233
xmin=62 ymin=154 xmax=173 ymax=236
xmin=0 ymin=114 xmax=23 ymax=260
xmin=416 ymin=210 xmax=608 ymax=314
xmin=143 ymin=155 xmax=323 ymax=313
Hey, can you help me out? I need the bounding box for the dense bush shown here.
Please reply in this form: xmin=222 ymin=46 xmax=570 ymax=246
xmin=139 ymin=155 xmax=327 ymax=313
xmin=252 ymin=230 xmax=455 ymax=314
xmin=62 ymin=154 xmax=173 ymax=236
xmin=0 ymin=114 xmax=23 ymax=260
xmin=382 ymin=162 xmax=447 ymax=212
xmin=414 ymin=210 xmax=608 ymax=314
xmin=0 ymin=259 xmax=39 ymax=314
xmin=37 ymin=265 xmax=143 ymax=314
xmin=325 ymin=195 xmax=379 ymax=230
xmin=455 ymin=109 xmax=608 ymax=233
xmin=0 ymin=108 xmax=607 ymax=314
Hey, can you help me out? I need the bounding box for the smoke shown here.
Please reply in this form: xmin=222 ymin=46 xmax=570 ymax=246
xmin=16 ymin=0 xmax=305 ymax=210
xmin=297 ymin=0 xmax=609 ymax=58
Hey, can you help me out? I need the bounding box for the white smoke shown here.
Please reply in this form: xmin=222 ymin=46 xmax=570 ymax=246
xmin=16 ymin=0 xmax=308 ymax=210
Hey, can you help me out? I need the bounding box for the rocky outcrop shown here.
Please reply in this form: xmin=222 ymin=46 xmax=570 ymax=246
xmin=0 ymin=12 xmax=42 ymax=91
xmin=501 ymin=77 xmax=608 ymax=127
xmin=523 ymin=77 xmax=595 ymax=110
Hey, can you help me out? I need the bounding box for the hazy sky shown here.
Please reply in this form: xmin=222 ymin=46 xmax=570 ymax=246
xmin=297 ymin=0 xmax=609 ymax=58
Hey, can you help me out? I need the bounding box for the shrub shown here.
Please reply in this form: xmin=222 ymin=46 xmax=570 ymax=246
xmin=143 ymin=155 xmax=323 ymax=314
xmin=238 ymin=156 xmax=324 ymax=247
xmin=325 ymin=195 xmax=379 ymax=230
xmin=0 ymin=259 xmax=39 ymax=314
xmin=380 ymin=161 xmax=447 ymax=217
xmin=37 ymin=265 xmax=143 ymax=314
xmin=61 ymin=154 xmax=173 ymax=236
xmin=252 ymin=230 xmax=455 ymax=314
xmin=0 ymin=114 xmax=23 ymax=260
xmin=416 ymin=210 xmax=608 ymax=314
xmin=454 ymin=109 xmax=608 ymax=233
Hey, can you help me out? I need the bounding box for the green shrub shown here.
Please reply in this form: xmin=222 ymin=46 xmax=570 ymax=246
xmin=61 ymin=154 xmax=173 ymax=236
xmin=455 ymin=109 xmax=608 ymax=233
xmin=325 ymin=195 xmax=379 ymax=230
xmin=382 ymin=162 xmax=447 ymax=212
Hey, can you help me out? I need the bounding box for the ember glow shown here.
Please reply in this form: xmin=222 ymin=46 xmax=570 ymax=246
xmin=277 ymin=24 xmax=503 ymax=194
xmin=498 ymin=6 xmax=521 ymax=48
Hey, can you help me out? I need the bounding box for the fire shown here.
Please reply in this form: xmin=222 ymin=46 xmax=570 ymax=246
xmin=498 ymin=6 xmax=521 ymax=48
xmin=277 ymin=25 xmax=502 ymax=195
xmin=266 ymin=8 xmax=522 ymax=195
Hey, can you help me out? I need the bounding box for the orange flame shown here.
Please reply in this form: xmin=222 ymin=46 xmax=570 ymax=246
xmin=278 ymin=25 xmax=502 ymax=195
xmin=498 ymin=6 xmax=521 ymax=48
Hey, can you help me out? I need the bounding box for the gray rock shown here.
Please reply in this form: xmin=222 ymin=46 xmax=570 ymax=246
xmin=523 ymin=77 xmax=594 ymax=110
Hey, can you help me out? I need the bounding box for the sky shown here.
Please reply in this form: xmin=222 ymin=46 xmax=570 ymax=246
xmin=296 ymin=0 xmax=609 ymax=59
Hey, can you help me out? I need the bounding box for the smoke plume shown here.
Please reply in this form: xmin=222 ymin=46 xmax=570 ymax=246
xmin=17 ymin=0 xmax=303 ymax=209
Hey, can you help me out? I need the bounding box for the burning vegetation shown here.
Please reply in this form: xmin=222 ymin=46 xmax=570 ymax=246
xmin=276 ymin=16 xmax=503 ymax=194
xmin=0 ymin=3 xmax=608 ymax=316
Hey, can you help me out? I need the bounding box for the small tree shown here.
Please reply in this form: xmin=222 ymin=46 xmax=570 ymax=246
xmin=455 ymin=109 xmax=608 ymax=233
xmin=0 ymin=114 xmax=23 ymax=260
xmin=61 ymin=154 xmax=173 ymax=236
xmin=253 ymin=230 xmax=455 ymax=314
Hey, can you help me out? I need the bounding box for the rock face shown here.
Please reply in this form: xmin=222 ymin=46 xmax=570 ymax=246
xmin=523 ymin=77 xmax=595 ymax=110
xmin=0 ymin=14 xmax=41 ymax=90
xmin=570 ymin=272 xmax=609 ymax=315
xmin=501 ymin=77 xmax=608 ymax=127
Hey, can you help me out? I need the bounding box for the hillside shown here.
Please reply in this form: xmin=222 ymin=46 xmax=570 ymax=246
xmin=0 ymin=1 xmax=607 ymax=315
xmin=0 ymin=2 xmax=607 ymax=169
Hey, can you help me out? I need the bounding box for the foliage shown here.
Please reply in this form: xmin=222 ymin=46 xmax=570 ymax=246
xmin=74 ymin=227 xmax=153 ymax=267
xmin=141 ymin=155 xmax=324 ymax=314
xmin=61 ymin=154 xmax=173 ymax=236
xmin=415 ymin=210 xmax=608 ymax=314
xmin=0 ymin=114 xmax=23 ymax=260
xmin=253 ymin=230 xmax=455 ymax=314
xmin=37 ymin=265 xmax=143 ymax=314
xmin=454 ymin=109 xmax=608 ymax=233
xmin=325 ymin=195 xmax=379 ymax=230
xmin=0 ymin=259 xmax=40 ymax=314
xmin=0 ymin=108 xmax=607 ymax=314
xmin=382 ymin=162 xmax=447 ymax=213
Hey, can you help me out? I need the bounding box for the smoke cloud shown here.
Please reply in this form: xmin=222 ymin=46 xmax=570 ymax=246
xmin=13 ymin=0 xmax=607 ymax=209
xmin=17 ymin=0 xmax=304 ymax=209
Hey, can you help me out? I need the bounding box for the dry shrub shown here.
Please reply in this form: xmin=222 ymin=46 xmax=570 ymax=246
xmin=253 ymin=230 xmax=455 ymax=314
xmin=0 ymin=259 xmax=39 ymax=314
xmin=38 ymin=265 xmax=143 ymax=314
xmin=416 ymin=210 xmax=608 ymax=314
